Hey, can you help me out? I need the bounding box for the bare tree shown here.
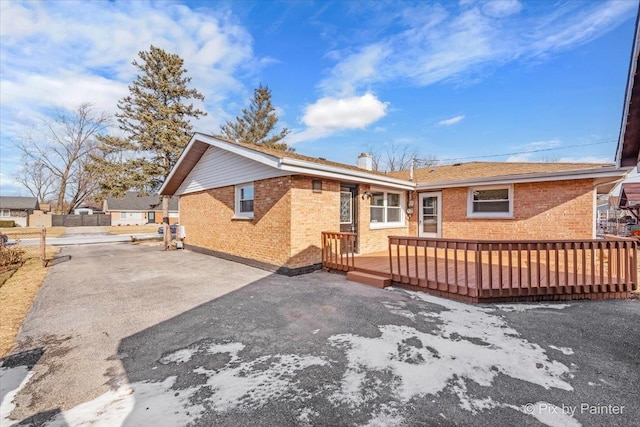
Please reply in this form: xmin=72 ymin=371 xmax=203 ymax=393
xmin=13 ymin=157 xmax=57 ymax=202
xmin=16 ymin=103 xmax=110 ymax=213
xmin=367 ymin=143 xmax=438 ymax=172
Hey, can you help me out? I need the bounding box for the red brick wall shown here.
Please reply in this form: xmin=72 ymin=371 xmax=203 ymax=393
xmin=180 ymin=176 xmax=293 ymax=267
xmin=408 ymin=179 xmax=595 ymax=240
xmin=289 ymin=176 xmax=341 ymax=268
xmin=180 ymin=176 xmax=416 ymax=268
xmin=356 ymin=184 xmax=411 ymax=254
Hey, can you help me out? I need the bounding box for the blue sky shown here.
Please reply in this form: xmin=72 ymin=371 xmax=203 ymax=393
xmin=1 ymin=0 xmax=638 ymax=196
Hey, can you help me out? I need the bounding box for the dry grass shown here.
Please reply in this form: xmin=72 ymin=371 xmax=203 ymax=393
xmin=107 ymin=224 xmax=159 ymax=235
xmin=0 ymin=246 xmax=58 ymax=357
xmin=0 ymin=227 xmax=67 ymax=238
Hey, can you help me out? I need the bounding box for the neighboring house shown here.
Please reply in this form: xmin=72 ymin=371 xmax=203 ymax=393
xmin=618 ymin=182 xmax=640 ymax=220
xmin=103 ymin=192 xmax=179 ymax=226
xmin=616 ymin=11 xmax=639 ymax=168
xmin=159 ymin=133 xmax=625 ymax=275
xmin=0 ymin=196 xmax=40 ymax=227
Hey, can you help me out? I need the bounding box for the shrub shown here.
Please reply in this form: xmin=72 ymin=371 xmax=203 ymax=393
xmin=0 ymin=220 xmax=15 ymax=228
xmin=0 ymin=245 xmax=25 ymax=270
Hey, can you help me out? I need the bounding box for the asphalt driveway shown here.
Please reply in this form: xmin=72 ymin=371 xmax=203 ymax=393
xmin=1 ymin=243 xmax=638 ymax=426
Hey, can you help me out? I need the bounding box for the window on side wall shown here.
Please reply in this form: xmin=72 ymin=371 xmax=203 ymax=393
xmin=235 ymin=183 xmax=254 ymax=218
xmin=370 ymin=191 xmax=404 ymax=228
xmin=467 ymin=185 xmax=513 ymax=218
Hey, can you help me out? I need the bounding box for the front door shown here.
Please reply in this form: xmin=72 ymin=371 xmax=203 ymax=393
xmin=147 ymin=211 xmax=155 ymax=223
xmin=340 ymin=184 xmax=358 ymax=251
xmin=419 ymin=192 xmax=441 ymax=238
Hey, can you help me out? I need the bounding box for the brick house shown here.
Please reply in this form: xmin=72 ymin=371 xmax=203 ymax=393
xmin=160 ymin=133 xmax=625 ymax=275
xmin=103 ymin=192 xmax=179 ymax=226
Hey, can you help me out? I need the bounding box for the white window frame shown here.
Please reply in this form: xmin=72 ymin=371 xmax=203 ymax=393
xmin=235 ymin=182 xmax=254 ymax=219
xmin=0 ymin=209 xmax=10 ymax=217
xmin=369 ymin=189 xmax=405 ymax=229
xmin=467 ymin=184 xmax=513 ymax=218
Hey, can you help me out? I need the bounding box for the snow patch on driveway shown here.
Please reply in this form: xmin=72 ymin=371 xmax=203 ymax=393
xmin=329 ymin=289 xmax=577 ymax=425
xmin=44 ymin=376 xmax=202 ymax=427
xmin=0 ymin=365 xmax=34 ymax=426
xmin=196 ymin=353 xmax=327 ymax=411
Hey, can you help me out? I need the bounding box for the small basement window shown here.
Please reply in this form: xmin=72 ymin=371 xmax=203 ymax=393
xmin=235 ymin=183 xmax=254 ymax=218
xmin=467 ymin=185 xmax=513 ymax=218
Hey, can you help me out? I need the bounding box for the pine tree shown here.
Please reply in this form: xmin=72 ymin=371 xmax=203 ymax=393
xmin=218 ymin=84 xmax=293 ymax=151
xmin=90 ymin=45 xmax=206 ymax=196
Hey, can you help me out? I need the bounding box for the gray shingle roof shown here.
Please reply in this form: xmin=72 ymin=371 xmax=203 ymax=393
xmin=105 ymin=192 xmax=178 ymax=211
xmin=0 ymin=196 xmax=39 ymax=210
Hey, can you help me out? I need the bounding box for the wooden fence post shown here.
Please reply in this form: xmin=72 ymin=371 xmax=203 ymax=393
xmin=40 ymin=226 xmax=47 ymax=266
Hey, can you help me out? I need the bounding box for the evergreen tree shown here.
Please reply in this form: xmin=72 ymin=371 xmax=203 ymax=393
xmin=218 ymin=84 xmax=293 ymax=151
xmin=90 ymin=45 xmax=206 ymax=196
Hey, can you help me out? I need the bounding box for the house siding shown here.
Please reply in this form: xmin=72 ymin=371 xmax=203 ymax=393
xmin=426 ymin=179 xmax=595 ymax=240
xmin=175 ymin=146 xmax=289 ymax=196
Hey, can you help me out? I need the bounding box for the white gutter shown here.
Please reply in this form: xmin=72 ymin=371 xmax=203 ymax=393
xmin=416 ymin=166 xmax=627 ymax=190
xmin=279 ymin=158 xmax=415 ymax=190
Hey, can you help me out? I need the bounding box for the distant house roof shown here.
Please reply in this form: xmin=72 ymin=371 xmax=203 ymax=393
xmin=104 ymin=192 xmax=178 ymax=211
xmin=616 ymin=10 xmax=640 ymax=168
xmin=619 ymin=182 xmax=640 ymax=209
xmin=0 ymin=196 xmax=39 ymax=210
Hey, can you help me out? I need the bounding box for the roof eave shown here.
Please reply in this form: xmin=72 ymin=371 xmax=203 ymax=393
xmin=160 ymin=133 xmax=416 ymax=194
xmin=279 ymin=158 xmax=415 ymax=190
xmin=615 ymin=8 xmax=640 ymax=168
xmin=415 ymin=167 xmax=628 ymax=190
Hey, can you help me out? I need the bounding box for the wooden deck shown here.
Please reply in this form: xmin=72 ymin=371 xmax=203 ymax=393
xmin=322 ymin=232 xmax=638 ymax=303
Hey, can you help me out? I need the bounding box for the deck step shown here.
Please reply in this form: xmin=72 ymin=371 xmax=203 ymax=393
xmin=347 ymin=271 xmax=390 ymax=288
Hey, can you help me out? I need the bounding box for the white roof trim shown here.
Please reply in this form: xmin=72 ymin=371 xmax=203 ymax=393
xmin=416 ymin=166 xmax=627 ymax=190
xmin=279 ymin=158 xmax=415 ymax=190
xmin=160 ymin=133 xmax=416 ymax=193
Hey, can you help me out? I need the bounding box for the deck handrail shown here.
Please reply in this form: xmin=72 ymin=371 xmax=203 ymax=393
xmin=322 ymin=231 xmax=356 ymax=272
xmin=388 ymin=236 xmax=638 ymax=299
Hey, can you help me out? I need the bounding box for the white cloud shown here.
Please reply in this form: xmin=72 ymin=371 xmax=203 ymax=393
xmin=318 ymin=44 xmax=391 ymax=96
xmin=438 ymin=115 xmax=465 ymax=126
xmin=318 ymin=1 xmax=635 ymax=93
xmin=287 ymin=93 xmax=388 ymax=144
xmin=481 ymin=0 xmax=523 ymax=18
xmin=0 ymin=0 xmax=261 ymax=184
xmin=0 ymin=1 xmax=257 ymax=123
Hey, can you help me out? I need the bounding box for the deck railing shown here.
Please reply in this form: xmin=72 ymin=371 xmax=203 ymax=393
xmin=322 ymin=231 xmax=356 ymax=272
xmin=388 ymin=236 xmax=638 ymax=299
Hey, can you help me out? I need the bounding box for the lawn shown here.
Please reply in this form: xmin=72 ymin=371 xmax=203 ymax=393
xmin=0 ymin=227 xmax=66 ymax=238
xmin=0 ymin=245 xmax=58 ymax=357
xmin=107 ymin=224 xmax=159 ymax=235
